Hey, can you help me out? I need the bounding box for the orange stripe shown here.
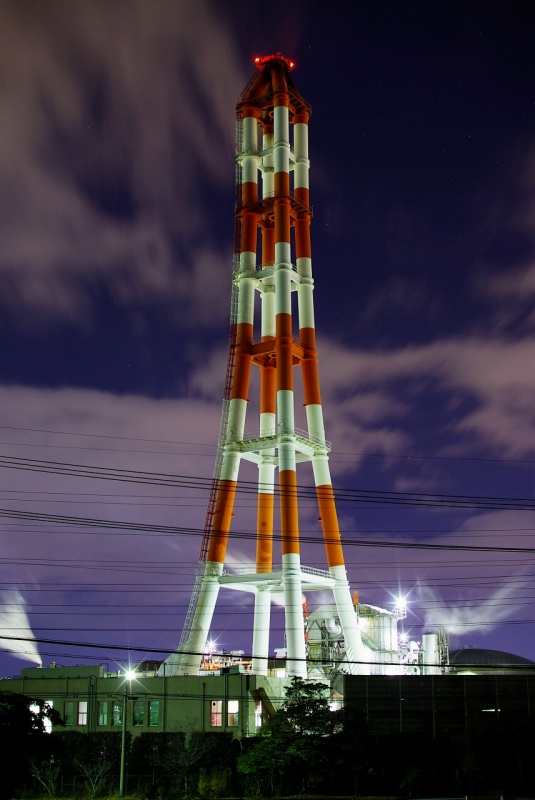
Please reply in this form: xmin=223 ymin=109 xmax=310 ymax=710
xmin=241 ymin=182 xmax=258 ymax=206
xmin=241 ymin=210 xmax=258 ymax=253
xmin=294 ymin=186 xmax=310 ymax=207
xmin=262 ymin=227 xmax=275 ymax=266
xmin=231 ymin=322 xmax=253 ymax=401
xmin=276 ymin=313 xmax=293 ymax=391
xmin=236 ymin=321 xmax=253 ymax=346
xmin=207 ymin=480 xmax=237 ymax=563
xmin=299 ymin=327 xmax=316 ymax=349
xmin=274 ymin=172 xmax=290 ymax=197
xmin=299 ymin=327 xmax=321 ymax=405
xmin=301 ymin=359 xmax=321 ymax=406
xmin=316 ymin=484 xmax=345 ymax=567
xmin=276 ymin=312 xmax=292 ymax=338
xmin=270 ymin=61 xmax=288 ymax=96
xmin=241 ymin=74 xmax=268 ymax=104
xmin=280 ymin=469 xmax=299 ymax=555
xmin=274 ymin=201 xmax=291 ymax=244
xmin=273 ymin=92 xmax=289 ymax=107
xmin=260 ymin=364 xmax=276 ymax=414
xmin=256 ymin=493 xmax=274 ymax=572
xmin=231 ymin=351 xmax=252 ymax=401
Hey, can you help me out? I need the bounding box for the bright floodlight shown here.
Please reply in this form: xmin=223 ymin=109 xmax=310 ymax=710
xmin=124 ymin=668 xmax=137 ymax=681
xmin=393 ymin=596 xmax=408 ymax=619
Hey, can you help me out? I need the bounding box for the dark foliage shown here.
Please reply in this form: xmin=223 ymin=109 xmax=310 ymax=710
xmin=0 ymin=690 xmax=62 ymax=800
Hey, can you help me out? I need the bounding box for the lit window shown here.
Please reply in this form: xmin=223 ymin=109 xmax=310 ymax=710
xmin=112 ymin=701 xmax=122 ymax=726
xmin=211 ymin=700 xmax=222 ymax=727
xmin=78 ymin=701 xmax=88 ymax=726
xmin=254 ymin=700 xmax=262 ymax=728
xmin=148 ymin=700 xmax=159 ymax=727
xmin=227 ymin=700 xmax=239 ymax=727
xmin=29 ymin=702 xmax=54 ymax=734
xmin=98 ymin=701 xmax=108 ymax=726
xmin=133 ymin=699 xmax=144 ymax=726
xmin=44 ymin=701 xmax=54 ymax=733
xmin=64 ymin=701 xmax=74 ymax=726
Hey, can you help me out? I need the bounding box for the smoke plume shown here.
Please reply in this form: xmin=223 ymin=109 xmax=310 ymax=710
xmin=0 ymin=590 xmax=41 ymax=665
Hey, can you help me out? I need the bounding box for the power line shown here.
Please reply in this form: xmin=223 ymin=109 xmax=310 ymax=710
xmin=2 ymin=634 xmax=535 ymax=671
xmin=3 ymin=505 xmax=535 ymax=553
xmin=2 ymin=423 xmax=535 ymax=468
xmin=2 ymin=454 xmax=535 ymax=510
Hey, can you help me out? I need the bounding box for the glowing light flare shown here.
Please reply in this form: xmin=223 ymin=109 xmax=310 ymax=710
xmin=205 ymin=639 xmax=217 ymax=655
xmin=123 ymin=668 xmax=137 ymax=681
xmin=391 ymin=593 xmax=409 ymax=619
xmin=253 ymin=53 xmax=295 ymax=70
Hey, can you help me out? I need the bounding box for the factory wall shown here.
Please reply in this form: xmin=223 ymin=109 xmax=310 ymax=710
xmin=1 ymin=667 xmax=288 ymax=739
xmin=337 ymin=673 xmax=535 ymax=737
xmin=7 ymin=666 xmax=535 ymax=745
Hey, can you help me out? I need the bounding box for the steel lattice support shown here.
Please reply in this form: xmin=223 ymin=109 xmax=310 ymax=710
xmin=164 ymin=55 xmax=366 ymax=678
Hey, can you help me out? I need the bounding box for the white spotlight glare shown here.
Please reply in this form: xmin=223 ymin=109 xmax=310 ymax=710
xmin=393 ymin=595 xmax=408 ymax=619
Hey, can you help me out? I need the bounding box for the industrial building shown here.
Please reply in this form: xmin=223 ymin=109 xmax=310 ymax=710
xmin=2 ymin=650 xmax=535 ymax=743
xmin=3 ymin=662 xmax=285 ymax=738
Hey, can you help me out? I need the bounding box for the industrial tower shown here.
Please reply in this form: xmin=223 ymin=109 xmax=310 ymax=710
xmin=165 ymin=54 xmax=366 ymax=678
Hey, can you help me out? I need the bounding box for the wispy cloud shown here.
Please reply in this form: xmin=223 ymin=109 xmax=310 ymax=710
xmin=318 ymin=334 xmax=535 ymax=463
xmin=0 ymin=0 xmax=244 ymax=325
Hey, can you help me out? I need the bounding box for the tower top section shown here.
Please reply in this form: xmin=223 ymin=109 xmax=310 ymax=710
xmin=238 ymin=52 xmax=311 ymax=120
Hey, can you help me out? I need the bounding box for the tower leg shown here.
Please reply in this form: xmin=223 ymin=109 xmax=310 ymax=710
xmin=330 ymin=564 xmax=367 ymax=675
xmin=282 ymin=552 xmax=307 ymax=676
xmin=168 ymin=561 xmax=223 ymax=676
xmin=252 ymin=589 xmax=271 ymax=675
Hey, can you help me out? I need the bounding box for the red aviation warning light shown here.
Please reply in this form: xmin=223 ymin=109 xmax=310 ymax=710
xmin=254 ymin=53 xmax=295 ymax=70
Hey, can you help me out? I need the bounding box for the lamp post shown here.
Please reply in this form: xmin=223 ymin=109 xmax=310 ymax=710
xmin=119 ymin=668 xmax=137 ymax=797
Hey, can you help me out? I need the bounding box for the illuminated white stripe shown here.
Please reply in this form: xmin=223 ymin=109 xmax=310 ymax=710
xmin=237 ymin=277 xmax=255 ymax=325
xmin=282 ymin=552 xmax=307 ymax=677
xmin=293 ymin=122 xmax=309 ymax=189
xmin=298 ymin=280 xmax=315 ymax=329
xmin=226 ymin=399 xmax=248 ymax=447
xmin=306 ymin=405 xmax=326 ymax=448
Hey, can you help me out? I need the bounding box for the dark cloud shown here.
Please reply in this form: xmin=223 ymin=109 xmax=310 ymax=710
xmin=0 ymin=0 xmax=243 ymax=324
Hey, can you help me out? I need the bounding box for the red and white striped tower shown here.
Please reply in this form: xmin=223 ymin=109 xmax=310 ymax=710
xmin=165 ymin=55 xmax=365 ymax=678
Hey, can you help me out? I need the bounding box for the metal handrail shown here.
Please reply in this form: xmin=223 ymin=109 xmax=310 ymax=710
xmin=223 ymin=564 xmax=331 ymax=579
xmin=229 ymin=426 xmax=330 ymax=450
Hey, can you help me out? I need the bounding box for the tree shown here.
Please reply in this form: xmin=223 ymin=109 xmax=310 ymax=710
xmin=238 ymin=676 xmax=339 ymax=795
xmin=31 ymin=757 xmax=61 ymax=798
xmin=75 ymin=756 xmax=113 ymax=797
xmin=52 ymin=730 xmax=125 ymax=794
xmin=172 ymin=730 xmax=219 ymax=796
xmin=282 ymin=675 xmax=339 ymax=736
xmin=133 ymin=728 xmax=224 ymax=797
xmin=0 ymin=690 xmax=62 ymax=800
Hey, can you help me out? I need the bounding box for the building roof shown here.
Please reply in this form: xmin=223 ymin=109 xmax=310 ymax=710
xmin=450 ymin=648 xmax=535 ymax=668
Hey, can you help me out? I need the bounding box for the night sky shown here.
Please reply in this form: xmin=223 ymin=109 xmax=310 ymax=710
xmin=1 ymin=0 xmax=535 ymax=675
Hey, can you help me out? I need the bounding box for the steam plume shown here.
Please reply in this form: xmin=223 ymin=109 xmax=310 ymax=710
xmin=0 ymin=590 xmax=41 ymax=665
